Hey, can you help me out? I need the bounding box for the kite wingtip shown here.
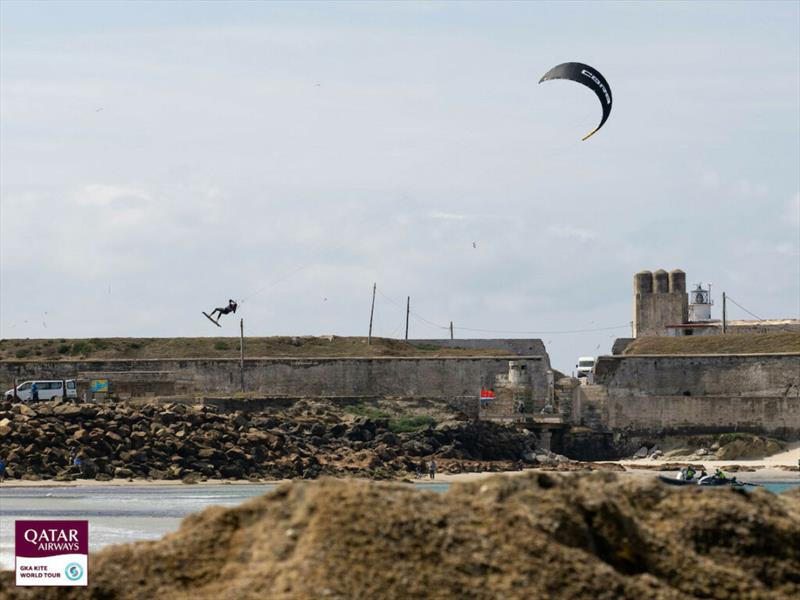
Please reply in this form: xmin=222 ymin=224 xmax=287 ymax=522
xmin=581 ymin=129 xmax=599 ymax=141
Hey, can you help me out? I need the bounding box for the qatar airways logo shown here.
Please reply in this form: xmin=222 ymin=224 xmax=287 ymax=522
xmin=23 ymin=528 xmax=81 ymax=553
xmin=581 ymin=69 xmax=611 ymax=104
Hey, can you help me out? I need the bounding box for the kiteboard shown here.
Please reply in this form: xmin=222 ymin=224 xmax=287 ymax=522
xmin=202 ymin=312 xmax=221 ymax=327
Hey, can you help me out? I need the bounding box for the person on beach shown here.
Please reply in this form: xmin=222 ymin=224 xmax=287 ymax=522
xmin=416 ymin=460 xmax=426 ymax=479
xmin=428 ymin=459 xmax=437 ymax=480
xmin=0 ymin=457 xmax=6 ymax=483
xmin=73 ymin=453 xmax=84 ymax=475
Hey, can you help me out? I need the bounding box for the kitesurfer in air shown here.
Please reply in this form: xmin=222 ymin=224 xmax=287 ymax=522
xmin=209 ymin=299 xmax=238 ymax=321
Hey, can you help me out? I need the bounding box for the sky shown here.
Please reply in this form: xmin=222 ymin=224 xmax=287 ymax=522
xmin=1 ymin=0 xmax=798 ymax=372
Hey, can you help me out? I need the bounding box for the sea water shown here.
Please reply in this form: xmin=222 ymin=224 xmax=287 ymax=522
xmin=0 ymin=480 xmax=796 ymax=570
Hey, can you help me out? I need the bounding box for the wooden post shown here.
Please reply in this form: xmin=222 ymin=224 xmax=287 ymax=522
xmin=450 ymin=321 xmax=454 ymax=340
xmin=722 ymin=292 xmax=727 ymax=334
xmin=368 ymin=283 xmax=376 ymax=345
xmin=405 ymin=296 xmax=410 ymax=341
xmin=240 ymin=318 xmax=245 ymax=392
xmin=13 ymin=377 xmax=18 ymax=402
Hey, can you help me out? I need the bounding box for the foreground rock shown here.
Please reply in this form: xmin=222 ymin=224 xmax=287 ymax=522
xmin=0 ymin=399 xmax=558 ymax=481
xmin=1 ymin=472 xmax=798 ymax=599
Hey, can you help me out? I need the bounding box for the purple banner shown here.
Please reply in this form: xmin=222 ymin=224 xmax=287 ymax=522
xmin=15 ymin=521 xmax=88 ymax=558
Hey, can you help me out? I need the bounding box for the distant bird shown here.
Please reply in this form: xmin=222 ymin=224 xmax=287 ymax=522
xmin=95 ymin=108 xmax=103 ymax=112
xmin=314 ymin=83 xmax=321 ymax=87
xmin=472 ymin=242 xmax=477 ymax=248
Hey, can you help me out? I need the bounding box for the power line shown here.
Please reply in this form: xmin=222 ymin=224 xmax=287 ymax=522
xmin=454 ymin=324 xmax=631 ymax=335
xmin=377 ymin=289 xmax=448 ymax=330
xmin=725 ymin=296 xmax=764 ymax=321
xmin=375 ymin=288 xmax=630 ymax=336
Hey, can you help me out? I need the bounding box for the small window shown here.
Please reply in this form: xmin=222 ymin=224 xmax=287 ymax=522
xmin=18 ymin=382 xmax=31 ymax=391
xmin=685 ymin=329 xmax=694 ymax=336
xmin=66 ymin=381 xmax=76 ymax=389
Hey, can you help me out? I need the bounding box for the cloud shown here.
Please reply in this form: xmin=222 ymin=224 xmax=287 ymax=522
xmin=1 ymin=3 xmax=798 ymax=371
xmin=547 ymin=225 xmax=600 ymax=243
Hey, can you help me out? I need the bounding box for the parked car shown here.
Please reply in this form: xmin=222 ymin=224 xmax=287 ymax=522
xmin=575 ymin=357 xmax=595 ymax=378
xmin=4 ymin=380 xmax=78 ymax=402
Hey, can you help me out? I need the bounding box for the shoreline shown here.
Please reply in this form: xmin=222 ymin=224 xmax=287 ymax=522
xmin=1 ymin=463 xmax=798 ymax=489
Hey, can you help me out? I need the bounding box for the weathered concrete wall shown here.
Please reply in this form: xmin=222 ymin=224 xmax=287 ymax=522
xmin=594 ymin=353 xmax=800 ymax=395
xmin=0 ymin=356 xmax=550 ymax=403
xmin=408 ymin=339 xmax=548 ymax=360
xmin=592 ymin=353 xmax=800 ymax=436
xmin=634 ymin=292 xmax=687 ymax=337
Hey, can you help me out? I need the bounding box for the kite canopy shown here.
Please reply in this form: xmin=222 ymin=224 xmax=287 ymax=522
xmin=539 ymin=62 xmax=612 ymax=140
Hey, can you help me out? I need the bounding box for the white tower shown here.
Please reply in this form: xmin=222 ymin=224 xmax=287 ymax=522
xmin=688 ymin=283 xmax=713 ymax=322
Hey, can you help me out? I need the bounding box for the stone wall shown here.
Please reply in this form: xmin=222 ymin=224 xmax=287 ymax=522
xmin=592 ymin=353 xmax=800 ymax=436
xmin=0 ymin=356 xmax=550 ymax=404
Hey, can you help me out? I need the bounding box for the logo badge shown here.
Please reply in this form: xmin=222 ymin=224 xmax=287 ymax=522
xmin=15 ymin=521 xmax=88 ymax=586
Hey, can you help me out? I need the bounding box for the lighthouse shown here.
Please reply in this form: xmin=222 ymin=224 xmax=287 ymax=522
xmin=688 ymin=283 xmax=713 ymax=322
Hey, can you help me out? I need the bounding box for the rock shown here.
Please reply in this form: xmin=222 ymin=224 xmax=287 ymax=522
xmin=182 ymin=473 xmax=201 ymax=484
xmin=52 ymin=404 xmax=82 ymax=416
xmin=696 ymin=448 xmax=708 ymax=456
xmin=148 ymin=468 xmax=167 ymax=480
xmin=18 ymin=404 xmax=37 ymax=417
xmin=634 ymin=446 xmax=648 ymax=459
xmin=114 ymin=467 xmax=134 ymax=479
xmin=95 ymin=473 xmax=112 ymax=482
xmin=198 ymin=448 xmax=223 ymax=461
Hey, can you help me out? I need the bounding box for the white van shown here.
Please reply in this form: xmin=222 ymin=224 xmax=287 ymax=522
xmin=4 ymin=380 xmax=78 ymax=402
xmin=575 ymin=357 xmax=595 ymax=378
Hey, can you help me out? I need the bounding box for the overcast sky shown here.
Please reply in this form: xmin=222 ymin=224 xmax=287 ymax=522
xmin=1 ymin=1 xmax=798 ymax=372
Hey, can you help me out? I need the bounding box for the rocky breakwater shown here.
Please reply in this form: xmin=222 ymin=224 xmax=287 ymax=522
xmin=2 ymin=472 xmax=799 ymax=599
xmin=0 ymin=399 xmax=549 ymax=481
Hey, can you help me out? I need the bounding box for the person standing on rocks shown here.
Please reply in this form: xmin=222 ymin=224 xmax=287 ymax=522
xmin=73 ymin=452 xmax=84 ymax=475
xmin=428 ymin=459 xmax=436 ymax=480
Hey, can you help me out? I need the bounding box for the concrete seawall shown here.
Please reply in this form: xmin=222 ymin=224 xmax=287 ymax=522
xmin=592 ymin=353 xmax=800 ymax=436
xmin=0 ymin=356 xmax=550 ymax=405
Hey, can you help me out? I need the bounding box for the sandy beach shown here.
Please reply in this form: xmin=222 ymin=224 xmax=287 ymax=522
xmin=2 ymin=456 xmax=797 ymax=489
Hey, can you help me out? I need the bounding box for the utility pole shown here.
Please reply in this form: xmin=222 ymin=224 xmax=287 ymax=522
xmin=722 ymin=292 xmax=727 ymax=334
xmin=405 ymin=296 xmax=410 ymax=341
xmin=450 ymin=321 xmax=454 ymax=340
xmin=368 ymin=283 xmax=376 ymax=345
xmin=239 ymin=318 xmax=245 ymax=392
